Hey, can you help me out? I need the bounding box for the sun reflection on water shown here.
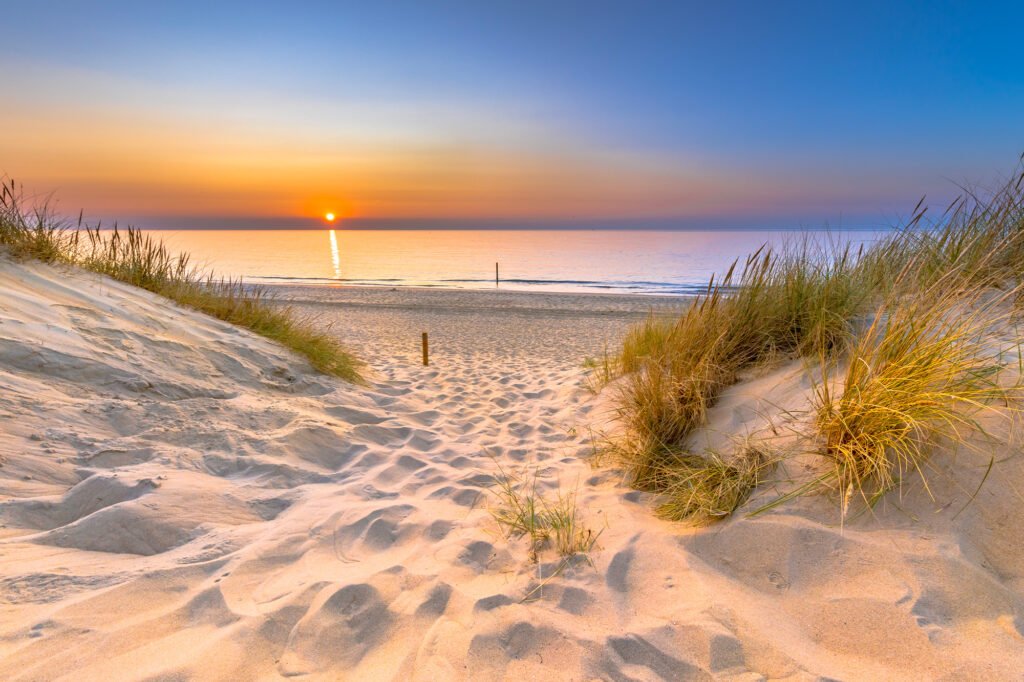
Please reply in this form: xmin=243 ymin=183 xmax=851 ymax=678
xmin=329 ymin=229 xmax=341 ymax=279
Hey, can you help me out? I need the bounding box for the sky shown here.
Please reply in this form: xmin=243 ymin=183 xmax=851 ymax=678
xmin=1 ymin=0 xmax=1022 ymax=229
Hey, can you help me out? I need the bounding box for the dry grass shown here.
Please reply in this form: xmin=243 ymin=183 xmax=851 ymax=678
xmin=582 ymin=339 xmax=618 ymax=393
xmin=611 ymin=156 xmax=1024 ymax=522
xmin=488 ymin=458 xmax=600 ymax=562
xmin=616 ymin=239 xmax=866 ymax=491
xmin=0 ymin=179 xmax=361 ymax=382
xmin=655 ymin=446 xmax=776 ymax=523
xmin=619 ymin=312 xmax=676 ymax=375
xmin=814 ymin=273 xmax=1018 ymax=512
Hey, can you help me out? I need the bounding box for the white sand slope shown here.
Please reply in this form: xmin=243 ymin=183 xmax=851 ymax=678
xmin=1 ymin=257 xmax=1023 ymax=681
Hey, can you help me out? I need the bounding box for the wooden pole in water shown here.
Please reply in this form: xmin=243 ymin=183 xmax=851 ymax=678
xmin=422 ymin=332 xmax=429 ymax=366
xmin=495 ymin=262 xmax=499 ymax=286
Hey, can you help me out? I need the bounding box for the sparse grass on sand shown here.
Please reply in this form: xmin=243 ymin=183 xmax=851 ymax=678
xmin=611 ymin=156 xmax=1024 ymax=522
xmin=0 ymin=179 xmax=361 ymax=382
xmin=582 ymin=340 xmax=617 ymax=394
xmin=488 ymin=457 xmax=600 ymax=563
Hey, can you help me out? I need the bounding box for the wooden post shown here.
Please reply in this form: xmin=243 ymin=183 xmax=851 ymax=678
xmin=422 ymin=332 xmax=429 ymax=366
xmin=495 ymin=262 xmax=499 ymax=286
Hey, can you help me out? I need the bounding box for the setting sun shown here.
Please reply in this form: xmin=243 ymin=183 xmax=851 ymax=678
xmin=325 ymin=212 xmax=336 ymax=222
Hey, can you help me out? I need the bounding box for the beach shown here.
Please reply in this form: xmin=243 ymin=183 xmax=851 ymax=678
xmin=5 ymin=0 xmax=1022 ymax=677
xmin=262 ymin=283 xmax=686 ymax=364
xmin=2 ymin=256 xmax=1024 ymax=681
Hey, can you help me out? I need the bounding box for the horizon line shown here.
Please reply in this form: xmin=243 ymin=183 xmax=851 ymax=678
xmin=81 ymin=215 xmax=903 ymax=232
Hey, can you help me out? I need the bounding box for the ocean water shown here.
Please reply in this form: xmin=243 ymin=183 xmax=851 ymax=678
xmin=145 ymin=229 xmax=883 ymax=296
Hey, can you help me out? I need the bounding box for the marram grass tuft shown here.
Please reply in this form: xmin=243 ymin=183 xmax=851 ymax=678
xmin=813 ymin=275 xmax=1018 ymax=512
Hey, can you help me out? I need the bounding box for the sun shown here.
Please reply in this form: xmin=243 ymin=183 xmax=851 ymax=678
xmin=325 ymin=212 xmax=336 ymax=222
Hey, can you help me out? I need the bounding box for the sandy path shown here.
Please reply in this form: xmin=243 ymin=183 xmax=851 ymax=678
xmin=2 ymin=260 xmax=1023 ymax=680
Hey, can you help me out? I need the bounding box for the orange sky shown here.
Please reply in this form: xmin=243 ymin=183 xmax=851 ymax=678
xmin=2 ymin=88 xmax=734 ymax=222
xmin=3 ymin=103 xmax=896 ymax=226
xmin=0 ymin=62 xmax=917 ymax=227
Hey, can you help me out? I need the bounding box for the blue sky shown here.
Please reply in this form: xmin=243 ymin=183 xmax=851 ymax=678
xmin=2 ymin=1 xmax=1022 ymax=227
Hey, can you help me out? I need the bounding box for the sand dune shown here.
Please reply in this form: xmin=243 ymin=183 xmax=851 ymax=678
xmin=1 ymin=256 xmax=1023 ymax=680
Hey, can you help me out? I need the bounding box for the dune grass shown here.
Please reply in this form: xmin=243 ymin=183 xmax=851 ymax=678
xmin=0 ymin=179 xmax=361 ymax=382
xmin=488 ymin=458 xmax=600 ymax=562
xmin=655 ymin=446 xmax=776 ymax=522
xmin=611 ymin=157 xmax=1024 ymax=522
xmin=813 ymin=272 xmax=1018 ymax=512
xmin=616 ymin=240 xmax=867 ymax=493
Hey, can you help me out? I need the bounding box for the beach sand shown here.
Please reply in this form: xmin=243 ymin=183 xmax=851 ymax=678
xmin=2 ymin=257 xmax=1023 ymax=680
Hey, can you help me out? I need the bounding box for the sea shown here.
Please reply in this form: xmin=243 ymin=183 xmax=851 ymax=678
xmin=144 ymin=229 xmax=884 ymax=297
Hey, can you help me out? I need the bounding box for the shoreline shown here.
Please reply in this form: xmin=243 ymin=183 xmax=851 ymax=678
xmin=263 ymin=282 xmax=690 ymax=317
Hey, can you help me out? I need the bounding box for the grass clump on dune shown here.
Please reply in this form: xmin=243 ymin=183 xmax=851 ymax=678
xmin=655 ymin=446 xmax=776 ymax=522
xmin=814 ymin=269 xmax=1018 ymax=512
xmin=612 ymin=157 xmax=1024 ymax=522
xmin=616 ymin=241 xmax=866 ymax=495
xmin=0 ymin=179 xmax=361 ymax=382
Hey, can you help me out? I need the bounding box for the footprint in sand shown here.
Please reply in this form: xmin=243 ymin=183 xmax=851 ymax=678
xmin=768 ymin=571 xmax=790 ymax=591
